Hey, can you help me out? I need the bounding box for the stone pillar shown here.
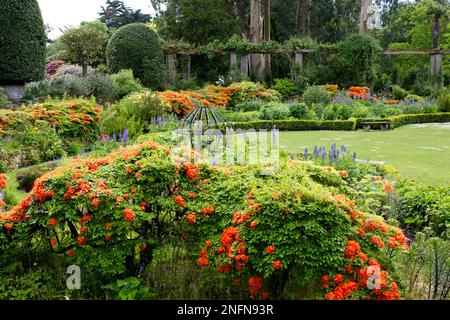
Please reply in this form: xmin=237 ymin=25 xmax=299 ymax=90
xmin=181 ymin=54 xmax=191 ymax=80
xmin=295 ymin=51 xmax=304 ymax=69
xmin=230 ymin=53 xmax=237 ymax=69
xmin=167 ymin=53 xmax=177 ymax=85
xmin=430 ymin=52 xmax=443 ymax=76
xmin=241 ymin=54 xmax=249 ymax=77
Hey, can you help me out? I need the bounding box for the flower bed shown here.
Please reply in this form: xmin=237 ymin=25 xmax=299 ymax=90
xmin=0 ymin=137 xmax=407 ymax=299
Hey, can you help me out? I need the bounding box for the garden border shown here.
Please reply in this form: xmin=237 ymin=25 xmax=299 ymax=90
xmin=233 ymin=113 xmax=450 ymax=131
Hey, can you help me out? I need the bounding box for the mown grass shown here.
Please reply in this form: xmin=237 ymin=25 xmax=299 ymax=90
xmin=280 ymin=123 xmax=450 ymax=185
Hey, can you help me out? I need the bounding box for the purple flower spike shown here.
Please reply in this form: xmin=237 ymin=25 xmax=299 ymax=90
xmin=113 ymin=133 xmax=117 ymax=142
xmin=106 ymin=135 xmax=111 ymax=144
xmin=123 ymin=128 xmax=129 ymax=144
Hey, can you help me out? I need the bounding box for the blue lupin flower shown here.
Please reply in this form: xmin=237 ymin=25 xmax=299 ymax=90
xmin=304 ymin=147 xmax=308 ymax=160
xmin=123 ymin=128 xmax=129 ymax=144
xmin=113 ymin=133 xmax=117 ymax=142
xmin=106 ymin=135 xmax=111 ymax=144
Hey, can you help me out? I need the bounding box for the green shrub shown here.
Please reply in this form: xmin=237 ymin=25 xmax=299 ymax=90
xmin=438 ymin=92 xmax=450 ymax=112
xmin=395 ymin=182 xmax=450 ymax=239
xmin=112 ymin=69 xmax=144 ymax=99
xmin=82 ymin=74 xmax=116 ymax=104
xmin=392 ymin=85 xmax=408 ymax=100
xmin=289 ymin=103 xmax=315 ymax=120
xmin=0 ymin=87 xmax=12 ymax=108
xmin=259 ymin=102 xmax=291 ymax=120
xmin=235 ymin=100 xmax=264 ymax=112
xmin=24 ymin=78 xmax=70 ymax=100
xmin=388 ymin=113 xmax=450 ymax=129
xmin=65 ymin=140 xmax=85 ymax=156
xmin=16 ymin=165 xmax=51 ymax=192
xmin=405 ymin=94 xmax=424 ymax=103
xmin=303 ymin=86 xmax=332 ymax=107
xmin=272 ymin=78 xmax=299 ymax=100
xmin=107 ymin=24 xmax=164 ymax=89
xmin=0 ymin=0 xmax=46 ymax=84
xmin=234 ymin=119 xmax=356 ymax=131
xmin=100 ymin=91 xmax=166 ymax=138
xmin=16 ymin=126 xmax=66 ymax=166
xmin=216 ymin=110 xmax=259 ymax=123
xmin=338 ymin=34 xmax=382 ymax=86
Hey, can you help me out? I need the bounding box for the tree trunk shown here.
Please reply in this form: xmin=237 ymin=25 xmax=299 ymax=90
xmin=360 ymin=0 xmax=371 ymax=33
xmin=297 ymin=0 xmax=310 ymax=37
xmin=250 ymin=0 xmax=263 ymax=80
xmin=82 ymin=64 xmax=88 ymax=77
xmin=432 ymin=15 xmax=440 ymax=49
xmin=263 ymin=0 xmax=271 ymax=78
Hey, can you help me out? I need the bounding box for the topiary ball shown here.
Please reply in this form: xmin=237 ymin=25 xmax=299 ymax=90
xmin=106 ymin=23 xmax=164 ymax=89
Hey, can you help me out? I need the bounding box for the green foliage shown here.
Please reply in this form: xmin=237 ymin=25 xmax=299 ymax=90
xmin=392 ymin=85 xmax=408 ymax=100
xmin=438 ymin=91 xmax=450 ymax=112
xmin=216 ymin=110 xmax=259 ymax=123
xmin=397 ymin=233 xmax=450 ymax=300
xmin=259 ymin=102 xmax=291 ymax=120
xmin=107 ymin=24 xmax=164 ymax=89
xmin=289 ymin=103 xmax=315 ymax=120
xmin=303 ymin=86 xmax=332 ymax=107
xmin=234 ymin=119 xmax=356 ymax=131
xmin=100 ymin=91 xmax=166 ymax=138
xmin=395 ymin=181 xmax=450 ymax=239
xmin=103 ymin=277 xmax=155 ymax=300
xmin=273 ymin=79 xmax=300 ymax=100
xmin=82 ymin=74 xmax=116 ymax=104
xmin=0 ymin=0 xmax=46 ymax=84
xmin=59 ymin=21 xmax=110 ymax=76
xmin=235 ymin=101 xmax=264 ymax=112
xmin=338 ymin=34 xmax=382 ymax=86
xmin=388 ymin=113 xmax=450 ymax=129
xmin=16 ymin=165 xmax=52 ymax=192
xmin=112 ymin=69 xmax=144 ymax=99
xmin=99 ymin=0 xmax=151 ymax=30
xmin=0 ymin=88 xmax=12 ymax=109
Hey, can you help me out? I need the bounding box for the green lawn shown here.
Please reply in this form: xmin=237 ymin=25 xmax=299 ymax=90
xmin=279 ymin=123 xmax=450 ymax=185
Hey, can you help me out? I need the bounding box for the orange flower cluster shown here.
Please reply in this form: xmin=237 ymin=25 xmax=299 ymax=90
xmin=122 ymin=209 xmax=135 ymax=222
xmin=320 ymin=84 xmax=339 ymax=94
xmin=388 ymin=231 xmax=408 ymax=249
xmin=175 ymin=195 xmax=186 ymax=207
xmin=197 ymin=249 xmax=209 ymax=267
xmin=265 ymin=245 xmax=276 ymax=255
xmin=383 ymin=184 xmax=395 ymax=193
xmin=232 ymin=211 xmax=252 ymax=225
xmin=201 ymin=206 xmax=215 ymax=218
xmin=384 ymin=100 xmax=400 ymax=105
xmin=370 ymin=236 xmax=385 ymax=248
xmin=186 ymin=213 xmax=197 ymax=224
xmin=348 ymin=86 xmax=369 ymax=100
xmin=183 ymin=162 xmax=200 ymax=180
xmin=0 ymin=174 xmax=6 ymax=190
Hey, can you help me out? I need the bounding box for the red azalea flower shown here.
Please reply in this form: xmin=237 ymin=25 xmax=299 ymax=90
xmin=92 ymin=198 xmax=100 ymax=207
xmin=175 ymin=196 xmax=186 ymax=207
xmin=122 ymin=209 xmax=135 ymax=222
xmin=48 ymin=218 xmax=58 ymax=228
xmin=273 ymin=260 xmax=282 ymax=270
xmin=77 ymin=236 xmax=86 ymax=246
xmin=265 ymin=245 xmax=276 ymax=255
xmin=186 ymin=213 xmax=197 ymax=224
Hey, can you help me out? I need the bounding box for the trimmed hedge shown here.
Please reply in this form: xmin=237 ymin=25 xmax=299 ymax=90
xmin=388 ymin=113 xmax=450 ymax=129
xmin=233 ymin=119 xmax=357 ymax=131
xmin=107 ymin=23 xmax=164 ymax=89
xmin=232 ymin=113 xmax=450 ymax=132
xmin=0 ymin=0 xmax=46 ymax=84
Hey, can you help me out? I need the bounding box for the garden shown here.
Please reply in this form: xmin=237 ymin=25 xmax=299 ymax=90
xmin=0 ymin=0 xmax=449 ymax=301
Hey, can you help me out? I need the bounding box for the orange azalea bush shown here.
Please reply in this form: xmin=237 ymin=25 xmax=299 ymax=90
xmin=0 ymin=98 xmax=102 ymax=142
xmin=348 ymin=86 xmax=370 ymax=100
xmin=0 ymin=136 xmax=407 ymax=299
xmin=157 ymin=82 xmax=281 ymax=116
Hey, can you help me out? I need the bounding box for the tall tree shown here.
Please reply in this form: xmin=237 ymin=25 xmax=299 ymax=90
xmin=360 ymin=0 xmax=371 ymax=33
xmin=99 ymin=0 xmax=151 ymax=30
xmin=296 ymin=0 xmax=310 ymax=37
xmin=263 ymin=0 xmax=271 ymax=76
xmin=59 ymin=21 xmax=109 ymax=76
xmin=250 ymin=0 xmax=263 ymax=79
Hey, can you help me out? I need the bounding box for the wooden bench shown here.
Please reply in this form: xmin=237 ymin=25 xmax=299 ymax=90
xmin=360 ymin=121 xmax=390 ymax=131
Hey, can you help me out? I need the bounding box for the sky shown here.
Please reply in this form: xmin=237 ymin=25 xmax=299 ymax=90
xmin=37 ymin=0 xmax=155 ymax=40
